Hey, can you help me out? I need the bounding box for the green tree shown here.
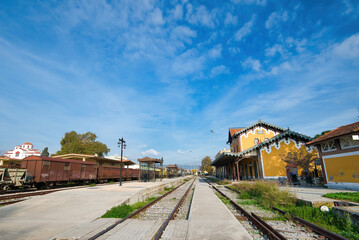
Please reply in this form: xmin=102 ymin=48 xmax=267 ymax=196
xmin=314 ymin=130 xmax=331 ymax=139
xmin=280 ymin=148 xmax=318 ymax=174
xmin=55 ymin=131 xmax=110 ymax=157
xmin=200 ymin=156 xmax=214 ymax=174
xmin=41 ymin=147 xmax=50 ymax=157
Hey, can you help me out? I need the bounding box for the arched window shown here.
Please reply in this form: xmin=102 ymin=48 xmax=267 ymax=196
xmin=15 ymin=151 xmax=20 ymax=157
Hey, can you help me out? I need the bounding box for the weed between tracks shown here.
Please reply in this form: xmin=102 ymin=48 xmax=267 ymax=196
xmin=231 ymin=181 xmax=359 ymax=240
xmin=101 ymin=185 xmax=174 ymax=219
xmin=206 ymin=177 xmax=231 ymax=185
xmin=323 ymin=192 xmax=359 ymax=203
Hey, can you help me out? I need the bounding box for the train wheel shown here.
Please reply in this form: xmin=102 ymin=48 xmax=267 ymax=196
xmin=2 ymin=185 xmax=10 ymax=191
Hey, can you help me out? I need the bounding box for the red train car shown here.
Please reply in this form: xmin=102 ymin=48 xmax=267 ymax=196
xmin=22 ymin=156 xmax=97 ymax=186
xmin=97 ymin=166 xmax=139 ymax=181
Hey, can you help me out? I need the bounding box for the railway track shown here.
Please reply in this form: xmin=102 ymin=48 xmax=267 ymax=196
xmin=203 ymin=178 xmax=348 ymax=240
xmin=88 ymin=178 xmax=195 ymax=240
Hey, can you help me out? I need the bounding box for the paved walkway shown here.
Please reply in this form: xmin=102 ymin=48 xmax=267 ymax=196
xmin=0 ymin=179 xmax=182 ymax=240
xmin=187 ymin=178 xmax=251 ymax=240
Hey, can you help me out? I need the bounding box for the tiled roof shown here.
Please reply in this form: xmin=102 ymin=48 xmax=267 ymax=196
xmin=23 ymin=142 xmax=33 ymax=145
xmin=212 ymin=130 xmax=312 ymax=166
xmin=232 ymin=120 xmax=286 ymax=139
xmin=307 ymin=121 xmax=359 ymax=145
xmin=229 ymin=128 xmax=242 ymax=136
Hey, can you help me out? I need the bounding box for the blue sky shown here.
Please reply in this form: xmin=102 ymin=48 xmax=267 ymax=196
xmin=0 ymin=0 xmax=358 ymax=167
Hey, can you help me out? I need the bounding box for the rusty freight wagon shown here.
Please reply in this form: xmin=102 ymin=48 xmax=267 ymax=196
xmin=97 ymin=166 xmax=139 ymax=181
xmin=22 ymin=156 xmax=97 ymax=187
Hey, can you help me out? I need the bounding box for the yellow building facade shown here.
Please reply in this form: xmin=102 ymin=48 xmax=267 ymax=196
xmin=212 ymin=120 xmax=317 ymax=180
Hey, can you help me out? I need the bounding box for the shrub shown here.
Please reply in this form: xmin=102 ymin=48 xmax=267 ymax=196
xmin=233 ymin=181 xmax=295 ymax=208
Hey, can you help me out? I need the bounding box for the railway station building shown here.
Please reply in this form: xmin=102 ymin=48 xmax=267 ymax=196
xmin=307 ymin=121 xmax=359 ymax=190
xmin=211 ymin=120 xmax=317 ymax=181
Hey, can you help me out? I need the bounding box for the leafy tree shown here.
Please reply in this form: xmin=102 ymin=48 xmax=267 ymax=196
xmin=55 ymin=131 xmax=110 ymax=157
xmin=41 ymin=147 xmax=50 ymax=157
xmin=314 ymin=130 xmax=331 ymax=139
xmin=280 ymin=148 xmax=318 ymax=174
xmin=191 ymin=169 xmax=197 ymax=175
xmin=200 ymin=156 xmax=214 ymax=174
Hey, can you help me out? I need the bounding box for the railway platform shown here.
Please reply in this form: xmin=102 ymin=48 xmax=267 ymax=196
xmin=0 ymin=177 xmax=186 ymax=240
xmin=187 ymin=178 xmax=251 ymax=240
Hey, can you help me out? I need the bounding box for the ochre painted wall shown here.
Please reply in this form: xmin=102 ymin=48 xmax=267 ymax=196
xmin=240 ymin=128 xmax=277 ymax=151
xmin=324 ymin=154 xmax=359 ymax=183
xmin=261 ymin=140 xmax=317 ymax=177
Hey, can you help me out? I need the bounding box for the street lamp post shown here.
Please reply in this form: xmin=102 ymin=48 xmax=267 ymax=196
xmin=118 ymin=137 xmax=126 ymax=186
xmin=210 ymin=130 xmax=214 ymax=158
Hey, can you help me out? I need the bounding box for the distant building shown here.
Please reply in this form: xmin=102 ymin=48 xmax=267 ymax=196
xmin=307 ymin=121 xmax=359 ymax=190
xmin=4 ymin=142 xmax=41 ymax=159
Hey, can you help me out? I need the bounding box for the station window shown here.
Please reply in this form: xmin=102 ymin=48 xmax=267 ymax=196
xmin=321 ymin=141 xmax=336 ymax=152
xmin=254 ymin=138 xmax=259 ymax=145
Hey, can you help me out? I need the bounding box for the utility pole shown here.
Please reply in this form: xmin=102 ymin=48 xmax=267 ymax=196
xmin=118 ymin=137 xmax=126 ymax=186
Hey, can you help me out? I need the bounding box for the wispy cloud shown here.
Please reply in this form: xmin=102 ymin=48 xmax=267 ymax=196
xmin=234 ymin=15 xmax=256 ymax=41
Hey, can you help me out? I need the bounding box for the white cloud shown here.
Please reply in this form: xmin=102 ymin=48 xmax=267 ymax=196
xmin=224 ymin=13 xmax=237 ymax=25
xmin=186 ymin=5 xmax=216 ymax=28
xmin=234 ymin=15 xmax=256 ymax=41
xmin=171 ymin=26 xmax=197 ymax=44
xmin=333 ymin=33 xmax=359 ymax=60
xmin=141 ymin=149 xmax=159 ymax=156
xmin=177 ymin=149 xmax=184 ymax=154
xmin=210 ymin=65 xmax=230 ymax=77
xmin=150 ymin=8 xmax=165 ymax=25
xmin=265 ymin=44 xmax=284 ymax=57
xmin=208 ymin=44 xmax=222 ymax=58
xmin=172 ymin=4 xmax=183 ymax=20
xmin=171 ymin=48 xmax=205 ymax=76
xmin=265 ymin=10 xmax=288 ymax=29
xmin=242 ymin=57 xmax=261 ymax=71
xmin=231 ymin=0 xmax=267 ymax=6
xmin=270 ymin=61 xmax=292 ymax=75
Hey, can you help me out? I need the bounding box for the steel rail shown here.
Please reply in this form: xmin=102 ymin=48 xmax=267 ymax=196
xmin=88 ymin=178 xmax=192 ymax=240
xmin=209 ymin=183 xmax=285 ymax=240
xmin=272 ymin=207 xmax=349 ymax=240
xmin=224 ymin=182 xmax=349 ymax=240
xmin=153 ymin=179 xmax=195 ymax=240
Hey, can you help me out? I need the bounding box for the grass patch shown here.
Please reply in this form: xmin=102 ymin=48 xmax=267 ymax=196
xmin=323 ymin=192 xmax=359 ymax=203
xmin=108 ymin=181 xmax=115 ymax=184
xmin=281 ymin=205 xmax=359 ymax=240
xmin=232 ymin=181 xmax=359 ymax=239
xmin=88 ymin=183 xmax=96 ymax=187
xmin=102 ymin=196 xmax=159 ymax=218
xmin=216 ymin=193 xmax=231 ymax=206
xmin=102 ymin=185 xmax=176 ymax=219
xmin=184 ymin=178 xmax=189 ymax=182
